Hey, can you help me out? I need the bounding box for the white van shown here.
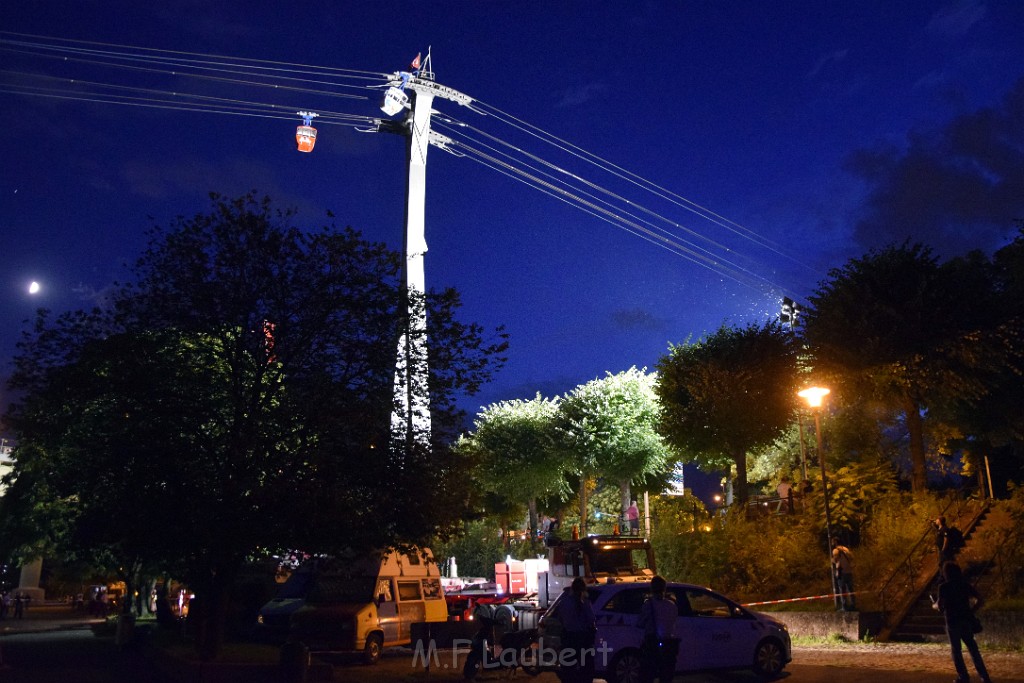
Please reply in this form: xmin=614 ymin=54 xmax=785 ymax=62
xmin=287 ymin=548 xmax=448 ymax=663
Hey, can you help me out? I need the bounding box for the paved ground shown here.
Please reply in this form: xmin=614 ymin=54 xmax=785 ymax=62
xmin=2 ymin=604 xmax=1023 ymax=682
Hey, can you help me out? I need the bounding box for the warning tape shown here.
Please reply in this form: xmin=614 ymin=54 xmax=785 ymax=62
xmin=743 ymin=592 xmax=858 ymax=607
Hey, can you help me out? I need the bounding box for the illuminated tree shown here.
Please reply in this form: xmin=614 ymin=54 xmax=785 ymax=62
xmin=800 ymin=242 xmax=1015 ymax=492
xmin=455 ymin=394 xmax=566 ymax=534
xmin=553 ymin=367 xmax=674 ymax=533
xmin=656 ymin=324 xmax=799 ymax=503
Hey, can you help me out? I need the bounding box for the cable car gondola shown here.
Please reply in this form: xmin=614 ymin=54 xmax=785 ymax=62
xmin=381 ymin=85 xmax=409 ymax=116
xmin=295 ymin=111 xmax=318 ymax=152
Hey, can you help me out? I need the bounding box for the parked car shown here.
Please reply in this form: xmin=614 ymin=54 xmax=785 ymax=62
xmin=538 ymin=580 xmax=791 ymax=682
xmin=255 ymin=563 xmax=317 ymax=642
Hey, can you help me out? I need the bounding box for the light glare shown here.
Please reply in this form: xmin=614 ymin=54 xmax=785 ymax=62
xmin=798 ymin=386 xmax=830 ymax=408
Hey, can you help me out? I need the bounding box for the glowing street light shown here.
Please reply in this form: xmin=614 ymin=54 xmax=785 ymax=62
xmin=28 ymin=281 xmax=40 ymax=295
xmin=798 ymin=386 xmax=829 ymax=408
xmin=798 ymin=385 xmax=838 ymax=608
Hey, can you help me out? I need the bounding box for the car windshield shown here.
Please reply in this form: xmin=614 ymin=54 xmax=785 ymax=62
xmin=586 ymin=548 xmax=636 ymax=574
xmin=274 ymin=571 xmax=314 ymax=600
xmin=305 ymin=576 xmax=377 ymax=604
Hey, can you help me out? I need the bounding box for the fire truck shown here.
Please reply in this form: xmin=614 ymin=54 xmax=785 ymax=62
xmin=445 ymin=531 xmax=656 ymax=632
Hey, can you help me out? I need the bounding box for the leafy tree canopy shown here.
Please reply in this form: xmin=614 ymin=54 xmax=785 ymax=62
xmin=456 ymin=394 xmax=568 ymax=510
xmin=554 ymin=367 xmax=677 ymax=529
xmin=801 ymin=241 xmax=1021 ymax=491
xmin=656 ymin=323 xmax=799 ymax=502
xmin=0 ymin=192 xmax=506 ymax=657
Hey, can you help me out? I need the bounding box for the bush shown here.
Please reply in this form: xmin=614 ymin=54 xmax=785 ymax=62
xmin=432 ymin=520 xmax=505 ymax=579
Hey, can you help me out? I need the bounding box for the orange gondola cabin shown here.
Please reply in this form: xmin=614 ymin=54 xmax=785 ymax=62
xmin=295 ymin=111 xmax=318 ymax=153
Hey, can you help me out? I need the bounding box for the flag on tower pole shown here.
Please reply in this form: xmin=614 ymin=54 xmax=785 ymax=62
xmin=411 ymin=53 xmax=421 ymax=70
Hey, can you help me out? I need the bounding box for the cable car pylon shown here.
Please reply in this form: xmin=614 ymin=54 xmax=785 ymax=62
xmin=376 ymin=48 xmax=475 ymax=455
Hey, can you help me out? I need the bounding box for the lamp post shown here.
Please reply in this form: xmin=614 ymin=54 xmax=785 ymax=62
xmin=798 ymin=386 xmax=838 ymax=608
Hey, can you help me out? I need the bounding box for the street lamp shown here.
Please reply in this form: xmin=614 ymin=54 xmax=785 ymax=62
xmin=798 ymin=386 xmax=838 ymax=608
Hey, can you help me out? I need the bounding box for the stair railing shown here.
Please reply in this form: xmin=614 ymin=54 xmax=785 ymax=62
xmin=876 ymin=490 xmax=988 ymax=640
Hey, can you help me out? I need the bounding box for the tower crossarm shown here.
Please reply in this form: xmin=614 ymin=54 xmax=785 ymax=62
xmin=387 ymin=72 xmax=474 ymax=107
xmin=369 ymin=119 xmax=458 ymax=153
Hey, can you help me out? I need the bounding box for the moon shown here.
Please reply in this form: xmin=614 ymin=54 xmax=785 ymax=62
xmin=28 ymin=281 xmax=40 ymax=294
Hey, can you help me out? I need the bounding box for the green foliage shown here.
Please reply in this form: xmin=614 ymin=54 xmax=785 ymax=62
xmin=656 ymin=323 xmax=800 ymax=502
xmin=432 ymin=520 xmax=505 ymax=579
xmin=974 ymin=483 xmax=1024 ymax=599
xmin=647 ymin=494 xmax=726 ymax=587
xmin=826 ymin=460 xmax=899 ymax=535
xmin=553 ymin=367 xmax=674 ymax=485
xmin=456 ymin=394 xmax=568 ymax=515
xmin=852 ymin=491 xmax=937 ymax=589
xmin=0 ymin=192 xmax=506 ymax=658
xmin=801 ymin=241 xmax=1024 ymax=492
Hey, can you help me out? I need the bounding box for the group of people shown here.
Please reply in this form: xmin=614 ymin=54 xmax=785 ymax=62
xmin=0 ymin=591 xmax=30 ymax=619
xmin=831 ymin=516 xmax=991 ymax=683
xmin=775 ymin=476 xmax=813 ymax=513
xmin=552 ymin=512 xmax=991 ymax=683
xmin=552 ymin=574 xmax=678 ymax=683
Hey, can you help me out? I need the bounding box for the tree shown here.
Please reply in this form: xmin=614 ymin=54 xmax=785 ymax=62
xmin=936 ymin=233 xmax=1024 ymax=491
xmin=1 ymin=192 xmax=506 ymax=658
xmin=656 ymin=324 xmax=799 ymax=503
xmin=456 ymin=394 xmax=566 ymax=535
xmin=553 ymin=367 xmax=674 ymax=533
xmin=800 ymin=242 xmax=1014 ymax=492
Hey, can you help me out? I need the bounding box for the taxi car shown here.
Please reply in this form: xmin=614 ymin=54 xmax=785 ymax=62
xmin=538 ymin=580 xmax=791 ymax=682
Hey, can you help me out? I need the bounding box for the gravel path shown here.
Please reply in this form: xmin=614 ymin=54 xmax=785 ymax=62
xmin=794 ymin=641 xmax=1024 ymax=680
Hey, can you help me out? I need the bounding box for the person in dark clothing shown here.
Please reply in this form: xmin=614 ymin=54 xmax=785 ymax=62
xmin=554 ymin=577 xmax=596 ymax=683
xmin=637 ymin=575 xmax=680 ymax=683
xmin=936 ymin=561 xmax=991 ymax=683
xmin=831 ymin=539 xmax=856 ymax=611
xmin=935 ymin=516 xmax=958 ymax=563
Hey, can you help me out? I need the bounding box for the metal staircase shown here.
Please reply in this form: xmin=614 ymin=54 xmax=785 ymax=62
xmin=877 ymin=493 xmax=992 ymax=642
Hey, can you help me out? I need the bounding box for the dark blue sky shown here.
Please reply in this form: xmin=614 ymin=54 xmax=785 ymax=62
xmin=2 ymin=2 xmax=1023 ymax=496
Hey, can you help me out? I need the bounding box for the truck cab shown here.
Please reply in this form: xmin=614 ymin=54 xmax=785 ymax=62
xmin=538 ymin=534 xmax=656 ymax=606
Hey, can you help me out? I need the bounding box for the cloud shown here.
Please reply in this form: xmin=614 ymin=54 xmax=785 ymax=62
xmin=843 ymin=78 xmax=1024 ymax=256
xmin=71 ymin=282 xmax=117 ymax=309
xmin=609 ymin=308 xmax=670 ymax=333
xmin=925 ymin=0 xmax=987 ymax=39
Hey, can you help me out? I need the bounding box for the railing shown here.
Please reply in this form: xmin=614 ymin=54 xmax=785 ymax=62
xmin=743 ymin=490 xmax=803 ymax=518
xmin=876 ymin=491 xmax=989 ymax=639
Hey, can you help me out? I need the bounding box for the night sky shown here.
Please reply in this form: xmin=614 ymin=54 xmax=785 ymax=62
xmin=2 ymin=2 xmax=1023 ymax=497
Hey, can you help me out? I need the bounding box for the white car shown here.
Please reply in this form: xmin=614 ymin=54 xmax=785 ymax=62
xmin=538 ymin=581 xmax=791 ymax=682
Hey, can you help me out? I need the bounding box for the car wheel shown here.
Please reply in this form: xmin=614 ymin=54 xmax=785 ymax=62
xmin=362 ymin=633 xmax=383 ymax=665
xmin=752 ymin=637 xmax=785 ymax=678
xmin=519 ymin=646 xmax=542 ymax=676
xmin=609 ymin=648 xmax=643 ymax=683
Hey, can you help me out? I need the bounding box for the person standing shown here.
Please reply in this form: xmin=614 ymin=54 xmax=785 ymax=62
xmin=626 ymin=500 xmax=640 ymax=535
xmin=637 ymin=575 xmax=680 ymax=683
xmin=555 ymin=577 xmax=596 ymax=683
xmin=776 ymin=477 xmax=793 ymax=513
xmin=937 ymin=561 xmax=991 ymax=683
xmin=831 ymin=539 xmax=856 ymax=611
xmin=935 ymin=516 xmax=959 ymax=563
